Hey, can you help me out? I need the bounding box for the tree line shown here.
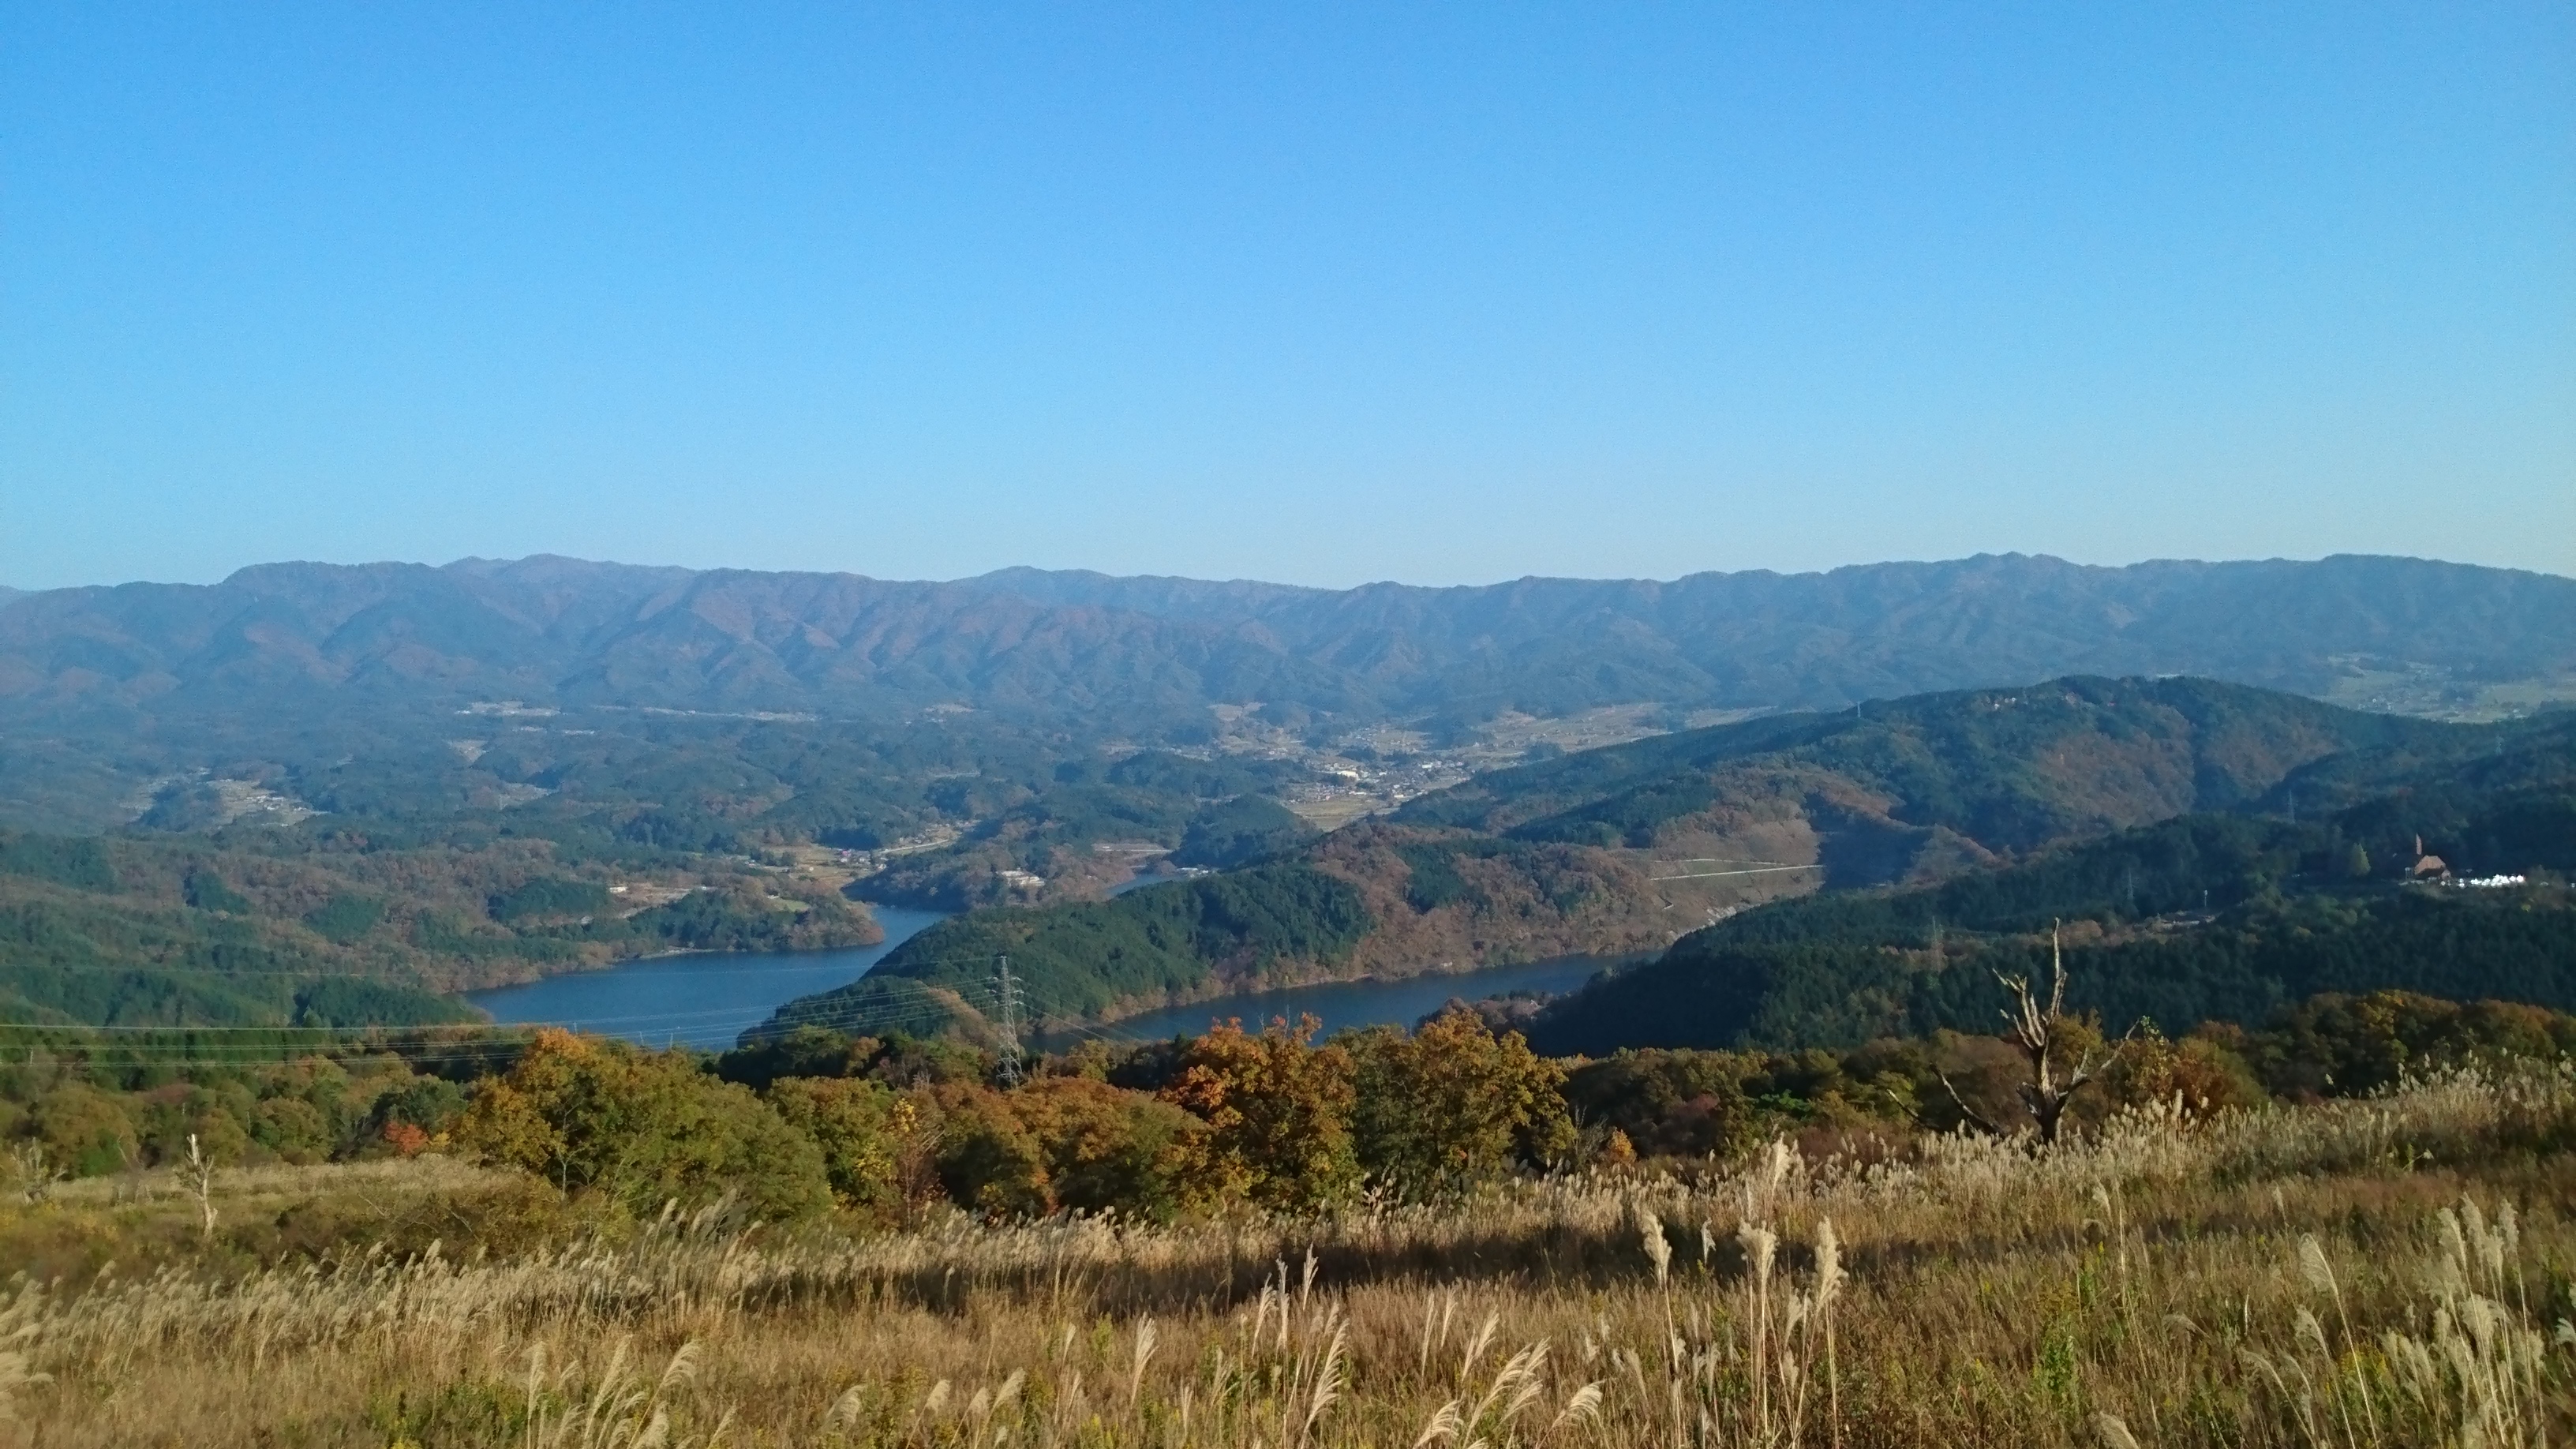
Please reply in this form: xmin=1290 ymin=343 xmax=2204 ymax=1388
xmin=5 ymin=983 xmax=2570 ymax=1225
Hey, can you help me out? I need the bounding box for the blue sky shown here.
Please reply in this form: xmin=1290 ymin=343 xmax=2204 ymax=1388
xmin=5 ymin=3 xmax=2570 ymax=590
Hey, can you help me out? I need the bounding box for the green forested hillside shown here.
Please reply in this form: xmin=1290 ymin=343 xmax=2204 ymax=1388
xmin=8 ymin=551 xmax=2566 ymax=1048
xmin=0 ymin=902 xmax=478 ymax=1028
xmin=1170 ymin=793 xmax=1312 ymax=869
xmin=758 ymin=677 xmax=2540 ymax=1045
xmin=9 ymin=556 xmax=2570 ymax=826
xmin=1526 ymin=729 xmax=2576 ymax=1054
xmin=0 ymin=708 xmax=1330 ymax=1028
xmin=753 ymin=818 xmax=1721 ymax=1045
xmin=0 ymin=826 xmax=880 ymax=1028
xmin=752 ymin=865 xmax=1372 ymax=1040
xmin=851 ymin=751 xmax=1316 ymax=909
xmin=1402 ymin=676 xmax=2462 ymax=860
xmin=1530 ymin=883 xmax=2575 ymax=1056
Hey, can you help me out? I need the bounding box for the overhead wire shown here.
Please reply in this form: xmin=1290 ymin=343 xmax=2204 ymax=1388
xmin=2 ymin=946 xmax=1245 ymax=1067
xmin=28 ymin=993 xmax=996 ymax=1061
xmin=744 ymin=991 xmax=1005 ymax=1042
xmin=0 ymin=938 xmax=997 ymax=1033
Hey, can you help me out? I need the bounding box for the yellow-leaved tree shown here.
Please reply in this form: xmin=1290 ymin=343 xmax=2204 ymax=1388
xmin=1349 ymin=1008 xmax=1574 ymax=1200
xmin=458 ymin=1029 xmax=831 ymax=1220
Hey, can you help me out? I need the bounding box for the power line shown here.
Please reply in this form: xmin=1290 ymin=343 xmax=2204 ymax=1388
xmin=727 ymin=986 xmax=1007 ymax=1043
xmin=0 ymin=960 xmax=454 ymax=983
xmin=0 ymin=984 xmax=1179 ymax=1072
xmin=769 ymin=990 xmax=1005 ymax=1038
xmin=0 ymin=1017 xmax=515 ymax=1037
xmin=0 ymin=1042 xmax=537 ymax=1069
xmin=0 ymin=949 xmax=1200 ymax=1069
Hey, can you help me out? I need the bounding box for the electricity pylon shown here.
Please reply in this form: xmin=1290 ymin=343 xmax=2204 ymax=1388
xmin=993 ymin=955 xmax=1026 ymax=1087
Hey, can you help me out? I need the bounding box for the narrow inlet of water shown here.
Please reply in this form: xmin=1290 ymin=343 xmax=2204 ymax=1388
xmin=466 ymin=904 xmax=1623 ymax=1053
xmin=1029 ymin=954 xmax=1624 ymax=1051
xmin=462 ymin=907 xmax=952 ymax=1050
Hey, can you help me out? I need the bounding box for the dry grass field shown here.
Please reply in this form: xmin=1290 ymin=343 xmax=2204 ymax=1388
xmin=2 ymin=1065 xmax=2571 ymax=1447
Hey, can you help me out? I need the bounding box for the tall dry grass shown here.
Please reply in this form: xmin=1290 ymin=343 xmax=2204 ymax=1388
xmin=2 ymin=1062 xmax=2571 ymax=1447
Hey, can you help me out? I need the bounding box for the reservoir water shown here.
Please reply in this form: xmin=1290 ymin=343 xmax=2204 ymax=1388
xmin=464 ymin=902 xmax=1628 ymax=1052
xmin=463 ymin=907 xmax=952 ymax=1050
xmin=1030 ymin=953 xmax=1629 ymax=1050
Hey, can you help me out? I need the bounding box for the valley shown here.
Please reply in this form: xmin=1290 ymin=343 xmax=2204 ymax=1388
xmin=2 ymin=560 xmax=2570 ymax=1449
xmin=753 ymin=674 xmax=2572 ymax=1047
xmin=17 ymin=17 xmax=2575 ymax=1442
xmin=0 ymin=556 xmax=2568 ymax=1064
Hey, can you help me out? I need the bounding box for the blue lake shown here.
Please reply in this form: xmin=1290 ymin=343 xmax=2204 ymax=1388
xmin=462 ymin=907 xmax=952 ymax=1050
xmin=1030 ymin=953 xmax=1630 ymax=1050
xmin=464 ymin=902 xmax=1629 ymax=1052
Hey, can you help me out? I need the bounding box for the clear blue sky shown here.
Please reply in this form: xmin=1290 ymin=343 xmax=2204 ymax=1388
xmin=6 ymin=4 xmax=2570 ymax=590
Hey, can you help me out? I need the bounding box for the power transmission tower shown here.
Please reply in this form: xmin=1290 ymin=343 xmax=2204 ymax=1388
xmin=992 ymin=955 xmax=1026 ymax=1087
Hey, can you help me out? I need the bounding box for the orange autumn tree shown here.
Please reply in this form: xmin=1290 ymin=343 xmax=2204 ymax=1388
xmin=1161 ymin=1015 xmax=1358 ymax=1211
xmin=1005 ymin=1075 xmax=1206 ymax=1222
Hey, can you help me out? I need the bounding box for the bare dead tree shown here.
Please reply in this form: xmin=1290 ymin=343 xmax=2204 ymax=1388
xmin=1938 ymin=921 xmax=2118 ymax=1144
xmin=183 ymin=1133 xmax=217 ymax=1243
xmin=8 ymin=1142 xmax=59 ymax=1205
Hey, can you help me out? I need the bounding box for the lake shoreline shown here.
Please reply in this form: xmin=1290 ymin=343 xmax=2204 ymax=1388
xmin=1028 ymin=949 xmax=1650 ymax=1049
xmin=460 ymin=905 xmax=1648 ymax=1054
xmin=461 ymin=907 xmax=953 ymax=1050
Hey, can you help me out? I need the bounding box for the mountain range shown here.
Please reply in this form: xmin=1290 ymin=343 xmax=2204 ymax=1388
xmin=5 ymin=553 xmax=2570 ymax=736
xmin=5 ymin=549 xmax=2570 ymax=1042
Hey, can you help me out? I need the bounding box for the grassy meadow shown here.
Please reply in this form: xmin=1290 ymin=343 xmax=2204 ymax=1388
xmin=1 ymin=1062 xmax=2570 ymax=1447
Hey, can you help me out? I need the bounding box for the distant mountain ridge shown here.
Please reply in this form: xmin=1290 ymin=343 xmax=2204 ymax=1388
xmin=955 ymin=553 xmax=2576 ymax=714
xmin=2 ymin=552 xmax=2569 ymax=732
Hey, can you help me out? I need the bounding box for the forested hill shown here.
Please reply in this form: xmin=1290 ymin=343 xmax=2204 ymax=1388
xmin=6 ymin=552 xmax=2567 ymax=736
xmin=1392 ymin=675 xmax=2458 ymax=863
xmin=1525 ymin=713 xmax=2576 ymax=1055
xmin=749 ymin=676 xmax=2539 ymax=1046
xmin=0 ymin=827 xmax=880 ymax=1028
xmin=952 ymin=554 xmax=2576 ymax=715
xmin=754 ymin=864 xmax=1376 ymax=1045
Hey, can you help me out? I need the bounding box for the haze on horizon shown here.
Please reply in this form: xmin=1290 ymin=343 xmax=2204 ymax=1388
xmin=16 ymin=549 xmax=2576 ymax=602
xmin=5 ymin=5 xmax=2571 ymax=593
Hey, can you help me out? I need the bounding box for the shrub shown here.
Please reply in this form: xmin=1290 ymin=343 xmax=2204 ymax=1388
xmin=2099 ymin=1021 xmax=2263 ymax=1119
xmin=31 ymin=1084 xmax=137 ymax=1178
xmin=1349 ymin=1009 xmax=1574 ymax=1198
xmin=456 ymin=1029 xmax=830 ymax=1220
xmin=1162 ymin=1016 xmax=1358 ymax=1211
xmin=716 ymin=1027 xmax=878 ymax=1090
xmin=1562 ymin=1049 xmax=1763 ymax=1162
xmin=930 ymin=1086 xmax=1051 ymax=1219
xmin=2233 ymin=989 xmax=2576 ymax=1099
xmin=763 ymin=1076 xmax=920 ymax=1220
xmin=366 ymin=1077 xmax=469 ymax=1147
xmin=1007 ymin=1075 xmax=1205 ymax=1222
